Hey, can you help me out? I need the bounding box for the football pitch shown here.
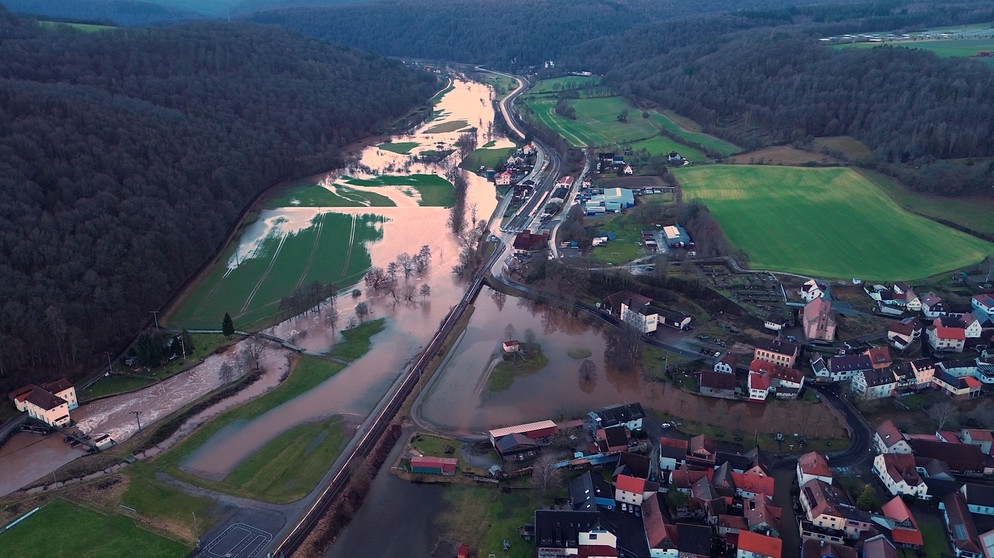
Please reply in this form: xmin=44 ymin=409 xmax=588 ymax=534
xmin=0 ymin=499 xmax=187 ymax=558
xmin=674 ymin=165 xmax=993 ymax=280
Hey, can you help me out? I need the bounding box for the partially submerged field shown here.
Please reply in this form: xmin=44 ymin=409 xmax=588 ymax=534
xmin=675 ymin=165 xmax=993 ymax=280
xmin=168 ymin=211 xmax=382 ymax=329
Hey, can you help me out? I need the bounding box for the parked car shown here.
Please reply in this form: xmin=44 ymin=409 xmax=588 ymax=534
xmin=660 ymin=423 xmax=672 ymax=430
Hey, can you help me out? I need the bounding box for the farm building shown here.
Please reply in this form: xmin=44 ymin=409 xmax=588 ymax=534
xmin=549 ymin=186 xmax=570 ymax=203
xmin=663 ymin=224 xmax=691 ymax=248
xmin=410 ymin=456 xmax=457 ymax=475
xmin=488 ymin=420 xmax=559 ymax=445
xmin=512 ymin=230 xmax=548 ymax=254
xmin=492 ymin=433 xmax=539 ymax=461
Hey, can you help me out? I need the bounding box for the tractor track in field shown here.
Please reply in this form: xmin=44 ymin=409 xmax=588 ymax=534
xmin=240 ymin=231 xmax=289 ymax=314
xmin=339 ymin=215 xmax=357 ymax=281
xmin=295 ymin=214 xmax=325 ymax=290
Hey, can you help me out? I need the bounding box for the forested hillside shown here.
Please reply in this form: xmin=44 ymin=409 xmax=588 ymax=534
xmin=242 ymin=0 xmax=866 ymax=69
xmin=0 ymin=8 xmax=438 ymax=390
xmin=563 ymin=4 xmax=994 ymax=195
xmin=1 ymin=0 xmax=196 ymax=26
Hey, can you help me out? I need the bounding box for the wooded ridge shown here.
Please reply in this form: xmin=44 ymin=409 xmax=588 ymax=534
xmin=0 ymin=8 xmax=438 ymax=391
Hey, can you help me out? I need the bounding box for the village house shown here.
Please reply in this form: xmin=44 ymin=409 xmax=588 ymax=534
xmin=798 ymin=479 xmax=873 ymax=540
xmin=801 ymin=540 xmax=856 ymax=558
xmin=747 ymin=360 xmax=806 ymax=402
xmin=811 ymin=354 xmax=872 ymax=383
xmin=763 ymin=314 xmax=787 ymax=332
xmin=974 ymin=294 xmax=994 ymax=319
xmin=657 ymin=437 xmax=688 ymax=472
xmin=932 ymin=371 xmax=982 ymax=399
xmin=862 ymin=534 xmax=900 ymax=558
xmin=879 ymin=496 xmax=924 ymax=549
xmin=922 ymin=292 xmax=948 ymax=318
xmin=714 ymin=353 xmax=738 ymax=374
xmin=851 ymin=368 xmax=897 ymax=400
xmin=589 ymin=403 xmax=645 ymax=433
xmin=874 ymin=419 xmax=912 ymax=454
xmin=736 ymin=530 xmax=782 ymax=558
xmin=872 ymin=452 xmax=928 ymax=499
xmin=700 ymin=370 xmax=737 ymax=399
xmin=641 ymin=494 xmax=679 ymax=557
xmin=743 ymin=495 xmax=782 ymax=537
xmin=534 ymin=510 xmax=602 ymax=557
xmin=512 ymin=230 xmax=549 ymax=254
xmin=961 ymin=429 xmax=994 ymax=454
xmin=887 ymin=319 xmax=923 ymax=351
xmin=615 ymin=474 xmax=657 ymax=507
xmin=960 ymin=484 xmax=994 ymax=516
xmin=494 ymin=169 xmax=513 ymax=186
xmin=908 ymin=438 xmax=988 ymax=475
xmin=801 ymin=297 xmax=836 ymax=342
xmin=940 ymin=492 xmax=983 ymax=558
xmin=797 ymin=451 xmax=833 ymax=486
xmin=753 ymin=338 xmax=799 ymax=368
xmin=676 ymin=523 xmax=712 ymax=558
xmin=799 ymin=279 xmax=826 ymax=302
xmin=488 ymin=420 xmax=558 ymax=461
xmin=570 ymin=471 xmax=615 ymax=511
xmin=687 ymin=434 xmax=717 ymax=469
xmin=865 ymin=346 xmax=892 ymax=369
xmin=8 ymin=379 xmax=77 ymax=428
xmin=732 ymin=471 xmax=775 ymax=499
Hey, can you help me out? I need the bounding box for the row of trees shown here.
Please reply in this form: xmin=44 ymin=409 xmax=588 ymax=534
xmin=363 ymin=246 xmax=433 ymax=303
xmin=0 ymin=10 xmax=438 ymax=392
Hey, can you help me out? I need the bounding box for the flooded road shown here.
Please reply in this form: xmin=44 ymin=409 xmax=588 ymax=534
xmin=0 ymin=432 xmax=86 ymax=496
xmin=181 ymin=77 xmax=505 ymax=478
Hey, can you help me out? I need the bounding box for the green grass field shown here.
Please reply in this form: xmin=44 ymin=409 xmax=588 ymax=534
xmin=122 ymin=461 xmax=215 ymax=539
xmin=167 ymin=212 xmax=382 ymax=329
xmin=460 ymin=146 xmax=517 ymax=170
xmin=377 ymin=141 xmax=419 ymax=154
xmin=221 ymin=417 xmax=346 ymax=503
xmin=523 ymin=84 xmax=739 ymax=156
xmin=38 ymin=21 xmax=116 ymax=33
xmin=862 ymin=169 xmax=994 ymax=238
xmin=528 ymin=75 xmax=602 ymax=94
xmin=159 ymin=323 xmax=383 ymax=501
xmin=674 ymin=165 xmax=993 ymax=280
xmin=651 ymin=113 xmax=741 ymax=156
xmin=344 ymin=174 xmax=454 ymax=207
xmin=423 ymin=120 xmax=470 ymax=134
xmin=812 ymin=136 xmax=876 ymax=163
xmin=630 ymin=135 xmax=706 ymax=162
xmin=587 ymin=208 xmax=658 ymax=265
xmin=835 ymin=39 xmax=994 ymax=65
xmin=0 ymin=499 xmax=187 ymax=558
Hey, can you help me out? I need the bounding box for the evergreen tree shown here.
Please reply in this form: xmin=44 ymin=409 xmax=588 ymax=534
xmin=222 ymin=313 xmax=235 ymax=337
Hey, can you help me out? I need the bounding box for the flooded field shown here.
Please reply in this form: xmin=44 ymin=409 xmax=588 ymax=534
xmin=179 ymin=77 xmax=507 ymax=478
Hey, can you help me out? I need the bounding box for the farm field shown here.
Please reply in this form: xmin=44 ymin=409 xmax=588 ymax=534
xmin=726 ymin=146 xmax=841 ymax=166
xmin=834 ymin=39 xmax=994 ymax=64
xmin=38 ymin=20 xmax=116 ymax=32
xmin=527 ymin=75 xmax=602 ymax=94
xmin=674 ymin=165 xmax=993 ymax=280
xmin=264 ymin=181 xmax=394 ymax=209
xmin=344 ymin=174 xmax=455 ymax=207
xmin=651 ymin=112 xmax=740 ymax=156
xmin=862 ymin=170 xmax=994 ymax=238
xmin=524 ymin=96 xmax=664 ymax=147
xmin=376 ymin=141 xmax=419 ymax=154
xmin=812 ymin=136 xmax=876 ymax=163
xmin=167 ymin=212 xmax=382 ymax=329
xmin=630 ymin=135 xmax=706 ymax=162
xmin=0 ymin=498 xmax=187 ymax=558
xmin=460 ymin=146 xmax=517 ymax=171
xmin=423 ymin=119 xmax=470 ymax=134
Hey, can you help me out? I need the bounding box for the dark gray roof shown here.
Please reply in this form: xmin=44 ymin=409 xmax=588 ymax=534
xmin=962 ymin=483 xmax=994 ymax=508
xmin=595 ymin=403 xmax=646 ymax=427
xmin=534 ymin=510 xmax=600 ymax=550
xmin=862 ymin=368 xmax=895 ymax=387
xmin=569 ymin=471 xmax=613 ymax=511
xmin=829 ymin=354 xmax=872 ymax=373
xmin=604 ymin=424 xmax=629 ymax=448
xmin=676 ymin=523 xmax=712 ymax=556
xmin=754 ymin=338 xmax=798 ymax=356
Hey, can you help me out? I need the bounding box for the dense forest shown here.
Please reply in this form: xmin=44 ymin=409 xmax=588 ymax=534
xmin=560 ymin=4 xmax=994 ymax=195
xmin=0 ymin=8 xmax=438 ymax=391
xmin=242 ymin=0 xmax=867 ymax=69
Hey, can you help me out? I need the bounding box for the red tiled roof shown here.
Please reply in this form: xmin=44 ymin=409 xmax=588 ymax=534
xmin=963 ymin=376 xmax=982 ymax=388
xmin=616 ymin=474 xmax=645 ymax=494
xmin=731 ymin=472 xmax=775 ymax=496
xmin=934 ymin=326 xmax=966 ymax=340
xmin=659 ymin=437 xmax=689 ymax=450
xmin=964 ymin=429 xmax=994 ymax=443
xmin=881 ymin=497 xmax=923 ymax=546
xmin=40 ymin=378 xmax=73 ymax=394
xmin=798 ymin=452 xmax=832 ymax=478
xmin=737 ymin=530 xmax=782 ymax=558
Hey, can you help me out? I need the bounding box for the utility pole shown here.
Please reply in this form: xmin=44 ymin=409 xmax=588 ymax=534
xmin=132 ymin=410 xmax=143 ymax=438
xmin=150 ymin=310 xmax=160 ymax=333
xmin=106 ymin=352 xmax=114 ymax=374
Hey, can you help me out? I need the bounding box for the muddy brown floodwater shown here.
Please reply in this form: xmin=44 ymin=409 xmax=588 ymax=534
xmin=180 ymin=77 xmax=504 ymax=478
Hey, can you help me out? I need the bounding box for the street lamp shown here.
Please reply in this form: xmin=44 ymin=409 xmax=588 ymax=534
xmin=132 ymin=411 xmax=143 ymax=438
xmin=150 ymin=310 xmax=160 ymax=333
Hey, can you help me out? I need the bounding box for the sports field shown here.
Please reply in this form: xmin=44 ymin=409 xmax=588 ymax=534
xmin=168 ymin=211 xmax=382 ymax=329
xmin=674 ymin=165 xmax=993 ymax=280
xmin=0 ymin=498 xmax=187 ymax=558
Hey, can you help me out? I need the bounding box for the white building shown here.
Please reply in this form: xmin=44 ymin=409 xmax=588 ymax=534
xmin=873 ymin=453 xmax=929 ymax=499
